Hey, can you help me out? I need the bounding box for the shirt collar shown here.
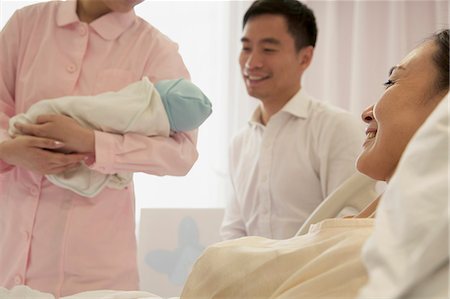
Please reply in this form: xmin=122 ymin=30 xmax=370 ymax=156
xmin=249 ymin=107 xmax=264 ymax=126
xmin=56 ymin=0 xmax=137 ymax=40
xmin=249 ymin=89 xmax=312 ymax=126
xmin=56 ymin=0 xmax=79 ymax=26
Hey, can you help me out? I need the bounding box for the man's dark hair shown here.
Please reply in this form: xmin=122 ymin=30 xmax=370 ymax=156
xmin=243 ymin=0 xmax=318 ymax=51
xmin=430 ymin=29 xmax=449 ymax=93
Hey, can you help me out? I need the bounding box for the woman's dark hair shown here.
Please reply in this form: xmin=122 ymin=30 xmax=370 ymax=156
xmin=430 ymin=29 xmax=449 ymax=93
xmin=243 ymin=0 xmax=317 ymax=51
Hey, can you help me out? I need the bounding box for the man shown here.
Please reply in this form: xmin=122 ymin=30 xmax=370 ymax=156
xmin=220 ymin=0 xmax=364 ymax=240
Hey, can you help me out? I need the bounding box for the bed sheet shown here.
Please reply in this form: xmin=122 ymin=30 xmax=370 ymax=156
xmin=0 ymin=285 xmax=164 ymax=299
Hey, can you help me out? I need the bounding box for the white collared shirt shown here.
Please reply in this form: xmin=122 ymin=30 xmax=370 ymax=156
xmin=221 ymin=89 xmax=365 ymax=240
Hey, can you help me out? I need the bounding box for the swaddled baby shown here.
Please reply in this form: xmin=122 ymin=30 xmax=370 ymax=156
xmin=9 ymin=77 xmax=212 ymax=197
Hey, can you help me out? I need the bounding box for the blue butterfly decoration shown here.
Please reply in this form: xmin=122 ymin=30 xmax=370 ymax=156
xmin=145 ymin=216 xmax=205 ymax=285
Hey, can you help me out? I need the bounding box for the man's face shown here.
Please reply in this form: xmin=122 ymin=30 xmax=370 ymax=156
xmin=239 ymin=14 xmax=310 ymax=104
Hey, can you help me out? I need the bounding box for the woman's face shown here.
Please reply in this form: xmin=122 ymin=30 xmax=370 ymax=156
xmin=356 ymin=41 xmax=444 ymax=181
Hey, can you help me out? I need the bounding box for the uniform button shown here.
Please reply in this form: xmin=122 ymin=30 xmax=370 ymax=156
xmin=30 ymin=187 xmax=39 ymax=196
xmin=66 ymin=64 xmax=77 ymax=73
xmin=14 ymin=275 xmax=22 ymax=285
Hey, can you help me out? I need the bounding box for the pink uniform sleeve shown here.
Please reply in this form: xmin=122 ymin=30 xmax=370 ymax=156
xmin=89 ymin=35 xmax=199 ymax=176
xmin=0 ymin=12 xmax=20 ymax=173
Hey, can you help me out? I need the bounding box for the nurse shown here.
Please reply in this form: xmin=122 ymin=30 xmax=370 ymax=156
xmin=0 ymin=0 xmax=198 ymax=297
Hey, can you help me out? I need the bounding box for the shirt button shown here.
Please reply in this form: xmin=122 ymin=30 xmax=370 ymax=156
xmin=66 ymin=64 xmax=77 ymax=73
xmin=261 ymin=174 xmax=268 ymax=182
xmin=14 ymin=275 xmax=22 ymax=285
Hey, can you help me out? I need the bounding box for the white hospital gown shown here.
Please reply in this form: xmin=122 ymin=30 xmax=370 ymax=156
xmin=181 ymin=218 xmax=374 ymax=299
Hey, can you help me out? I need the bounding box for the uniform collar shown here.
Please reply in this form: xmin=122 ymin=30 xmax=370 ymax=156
xmin=249 ymin=89 xmax=312 ymax=126
xmin=56 ymin=0 xmax=136 ymax=40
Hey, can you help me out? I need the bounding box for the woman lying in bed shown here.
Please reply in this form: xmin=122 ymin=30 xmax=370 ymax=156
xmin=1 ymin=29 xmax=447 ymax=299
xmin=181 ymin=29 xmax=449 ymax=299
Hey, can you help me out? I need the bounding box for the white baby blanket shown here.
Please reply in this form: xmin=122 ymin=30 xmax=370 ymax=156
xmin=9 ymin=77 xmax=169 ymax=197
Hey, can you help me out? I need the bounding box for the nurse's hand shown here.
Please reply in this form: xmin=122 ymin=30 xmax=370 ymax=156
xmin=14 ymin=114 xmax=95 ymax=154
xmin=0 ymin=135 xmax=86 ymax=175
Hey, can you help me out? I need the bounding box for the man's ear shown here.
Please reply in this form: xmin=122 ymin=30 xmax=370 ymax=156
xmin=297 ymin=46 xmax=314 ymax=69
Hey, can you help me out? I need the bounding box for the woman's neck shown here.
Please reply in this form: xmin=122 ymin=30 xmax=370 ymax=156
xmin=353 ymin=195 xmax=382 ymax=218
xmin=76 ymin=0 xmax=111 ymax=23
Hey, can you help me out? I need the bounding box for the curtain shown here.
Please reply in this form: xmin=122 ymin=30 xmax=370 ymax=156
xmin=303 ymin=0 xmax=448 ymax=114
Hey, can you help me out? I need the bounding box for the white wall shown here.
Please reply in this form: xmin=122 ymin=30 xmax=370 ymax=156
xmin=1 ymin=1 xmax=448 ymax=219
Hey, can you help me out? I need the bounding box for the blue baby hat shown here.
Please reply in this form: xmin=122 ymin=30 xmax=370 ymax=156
xmin=155 ymin=79 xmax=212 ymax=132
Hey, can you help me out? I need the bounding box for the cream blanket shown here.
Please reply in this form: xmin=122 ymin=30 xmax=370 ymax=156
xmin=181 ymin=218 xmax=373 ymax=299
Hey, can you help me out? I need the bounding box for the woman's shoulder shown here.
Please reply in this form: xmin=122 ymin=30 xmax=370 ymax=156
xmin=132 ymin=16 xmax=178 ymax=47
xmin=15 ymin=1 xmax=58 ymax=18
xmin=10 ymin=1 xmax=59 ymax=29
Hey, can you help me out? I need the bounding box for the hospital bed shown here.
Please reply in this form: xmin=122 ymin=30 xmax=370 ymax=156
xmin=0 ymin=174 xmax=385 ymax=299
xmin=2 ymin=95 xmax=448 ymax=298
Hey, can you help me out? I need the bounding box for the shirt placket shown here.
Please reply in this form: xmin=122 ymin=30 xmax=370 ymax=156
xmin=257 ymin=115 xmax=288 ymax=238
xmin=258 ymin=125 xmax=274 ymax=237
xmin=16 ymin=175 xmax=43 ymax=286
xmin=20 ymin=23 xmax=89 ymax=286
xmin=64 ymin=23 xmax=89 ymax=91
